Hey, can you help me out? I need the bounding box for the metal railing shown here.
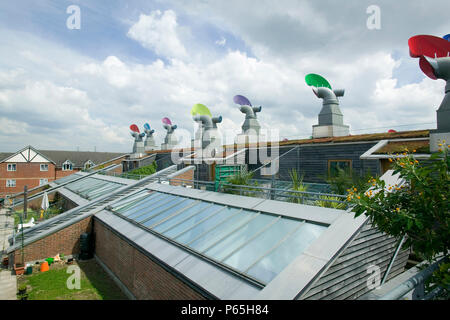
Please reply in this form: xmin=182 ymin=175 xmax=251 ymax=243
xmin=380 ymin=255 xmax=448 ymax=300
xmin=99 ymin=171 xmax=148 ymax=180
xmin=165 ymin=177 xmax=348 ymax=209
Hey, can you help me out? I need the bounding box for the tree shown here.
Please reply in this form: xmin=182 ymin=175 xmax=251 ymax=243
xmin=348 ymin=145 xmax=449 ymax=298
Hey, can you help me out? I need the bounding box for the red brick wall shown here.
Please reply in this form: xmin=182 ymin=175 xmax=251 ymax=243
xmin=94 ymin=220 xmax=206 ymax=300
xmin=0 ymin=162 xmax=55 ymax=197
xmin=169 ymin=167 xmax=195 ymax=187
xmin=13 ymin=216 xmax=92 ymax=263
xmin=55 ymin=168 xmax=81 ymax=179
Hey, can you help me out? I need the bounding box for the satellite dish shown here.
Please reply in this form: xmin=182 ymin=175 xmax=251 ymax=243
xmin=162 ymin=117 xmax=172 ymax=125
xmin=144 ymin=123 xmax=151 ymax=131
xmin=305 ymin=73 xmax=332 ymax=89
xmin=233 ymin=95 xmax=252 ymax=106
xmin=191 ymin=104 xmax=212 ymax=117
xmin=130 ymin=124 xmax=140 ymax=133
xmin=444 ymin=34 xmax=450 ymax=42
xmin=408 ymin=35 xmax=450 ymax=59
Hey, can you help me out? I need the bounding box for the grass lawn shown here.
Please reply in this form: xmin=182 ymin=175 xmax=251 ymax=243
xmin=17 ymin=259 xmax=128 ymax=300
xmin=13 ymin=207 xmax=62 ymax=226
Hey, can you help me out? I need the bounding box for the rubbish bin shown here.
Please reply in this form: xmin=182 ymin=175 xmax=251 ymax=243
xmin=79 ymin=233 xmax=93 ymax=260
xmin=25 ymin=265 xmax=33 ymax=275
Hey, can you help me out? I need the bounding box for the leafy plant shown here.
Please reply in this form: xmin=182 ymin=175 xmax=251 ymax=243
xmin=221 ymin=167 xmax=259 ymax=197
xmin=128 ymin=161 xmax=157 ymax=176
xmin=315 ymin=195 xmax=346 ymax=209
xmin=348 ymin=145 xmax=449 ymax=299
xmin=18 ymin=283 xmax=27 ymax=292
xmin=326 ymin=167 xmax=373 ymax=195
xmin=288 ymin=169 xmax=308 ymax=204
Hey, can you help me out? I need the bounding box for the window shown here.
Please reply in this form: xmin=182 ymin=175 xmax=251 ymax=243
xmin=328 ymin=160 xmax=352 ymax=177
xmin=6 ymin=180 xmax=16 ymax=187
xmin=40 ymin=164 xmax=49 ymax=171
xmin=84 ymin=160 xmax=94 ymax=170
xmin=39 ymin=179 xmax=48 ymax=186
xmin=62 ymin=160 xmax=73 ymax=171
xmin=7 ymin=164 xmax=16 ymax=171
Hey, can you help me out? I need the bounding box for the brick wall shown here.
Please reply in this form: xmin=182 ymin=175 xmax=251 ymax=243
xmin=13 ymin=216 xmax=92 ymax=263
xmin=55 ymin=168 xmax=81 ymax=179
xmin=94 ymin=219 xmax=207 ymax=300
xmin=0 ymin=162 xmax=56 ymax=197
xmin=169 ymin=167 xmax=195 ymax=187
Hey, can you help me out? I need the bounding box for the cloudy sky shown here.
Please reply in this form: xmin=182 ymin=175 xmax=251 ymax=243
xmin=0 ymin=0 xmax=449 ymax=152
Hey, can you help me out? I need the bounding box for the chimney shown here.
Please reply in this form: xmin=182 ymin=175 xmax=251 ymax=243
xmin=191 ymin=104 xmax=222 ymax=153
xmin=233 ymin=95 xmax=262 ymax=137
xmin=143 ymin=123 xmax=157 ymax=151
xmin=408 ymin=35 xmax=450 ymax=152
xmin=130 ymin=124 xmax=145 ymax=158
xmin=424 ymin=56 xmax=450 ymax=152
xmin=305 ymin=74 xmax=349 ymax=138
xmin=161 ymin=118 xmax=178 ymax=150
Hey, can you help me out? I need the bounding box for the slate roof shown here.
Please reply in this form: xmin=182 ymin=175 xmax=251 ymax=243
xmin=38 ymin=150 xmax=126 ymax=168
xmin=0 ymin=147 xmax=126 ymax=168
xmin=0 ymin=152 xmax=13 ymax=162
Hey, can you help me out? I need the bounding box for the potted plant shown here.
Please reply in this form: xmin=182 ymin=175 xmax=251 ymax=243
xmin=17 ymin=293 xmax=28 ymax=301
xmin=14 ymin=264 xmax=25 ymax=275
xmin=18 ymin=283 xmax=27 ymax=295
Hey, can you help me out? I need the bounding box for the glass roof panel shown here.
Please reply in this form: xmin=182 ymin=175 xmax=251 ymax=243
xmin=152 ymin=202 xmax=212 ymax=233
xmin=174 ymin=206 xmax=235 ymax=245
xmin=189 ymin=210 xmax=259 ymax=252
xmin=223 ymin=218 xmax=298 ymax=271
xmin=246 ymin=223 xmax=326 ymax=283
xmin=110 ymin=191 xmax=329 ymax=285
xmin=115 ymin=192 xmax=163 ymax=214
xmin=65 ymin=177 xmax=123 ymax=200
xmin=141 ymin=198 xmax=196 ymax=228
xmin=162 ymin=204 xmax=224 ymax=238
xmin=134 ymin=197 xmax=189 ymax=224
xmin=53 ymin=173 xmax=82 ymax=185
xmin=204 ymin=214 xmax=276 ymax=261
xmin=112 ymin=191 xmax=151 ymax=210
xmin=121 ymin=193 xmax=171 ymax=217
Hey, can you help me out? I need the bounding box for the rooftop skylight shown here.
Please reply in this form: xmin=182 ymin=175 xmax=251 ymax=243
xmin=64 ymin=177 xmax=123 ymax=200
xmin=109 ymin=190 xmax=328 ymax=286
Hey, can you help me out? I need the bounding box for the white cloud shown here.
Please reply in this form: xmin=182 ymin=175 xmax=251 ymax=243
xmin=1 ymin=2 xmax=448 ymax=153
xmin=127 ymin=10 xmax=188 ymax=59
xmin=215 ymin=37 xmax=226 ymax=46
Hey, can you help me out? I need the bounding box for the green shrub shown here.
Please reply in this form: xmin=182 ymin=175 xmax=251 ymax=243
xmin=221 ymin=167 xmax=259 ymax=197
xmin=349 ymin=147 xmax=449 ymax=299
xmin=288 ymin=169 xmax=308 ymax=204
xmin=128 ymin=161 xmax=157 ymax=176
xmin=314 ymin=195 xmax=346 ymax=209
xmin=326 ymin=167 xmax=373 ymax=195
